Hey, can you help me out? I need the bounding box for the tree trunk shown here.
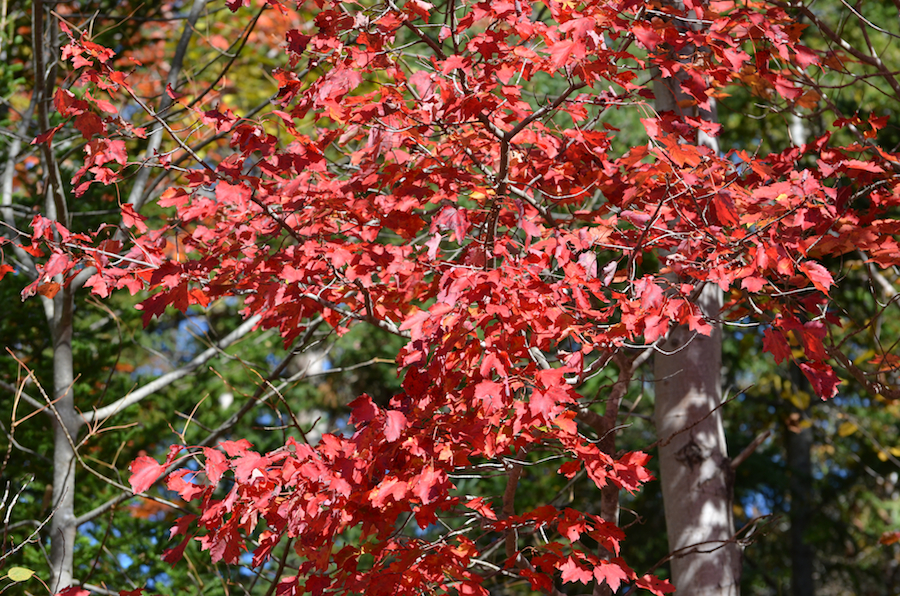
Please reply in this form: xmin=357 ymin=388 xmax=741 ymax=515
xmin=787 ymin=366 xmax=815 ymax=596
xmin=655 ymin=284 xmax=741 ymax=595
xmin=31 ymin=0 xmax=208 ymax=590
xmin=651 ymin=3 xmax=741 ymax=590
xmin=49 ymin=287 xmax=80 ymax=594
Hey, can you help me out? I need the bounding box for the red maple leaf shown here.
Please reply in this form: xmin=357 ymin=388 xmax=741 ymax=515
xmin=558 ymin=557 xmax=593 ymax=584
xmin=384 ymin=410 xmax=407 ymax=442
xmin=129 ymin=445 xmax=182 ymax=494
xmin=594 ymin=561 xmax=631 ymax=592
xmin=763 ymin=328 xmax=793 ymax=364
xmin=635 ymin=573 xmax=676 ymax=595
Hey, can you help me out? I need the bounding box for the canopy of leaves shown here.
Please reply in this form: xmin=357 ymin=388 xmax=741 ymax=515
xmin=3 ymin=0 xmax=900 ymax=594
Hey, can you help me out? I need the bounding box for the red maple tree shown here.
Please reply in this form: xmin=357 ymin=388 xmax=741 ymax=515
xmin=10 ymin=0 xmax=900 ymax=594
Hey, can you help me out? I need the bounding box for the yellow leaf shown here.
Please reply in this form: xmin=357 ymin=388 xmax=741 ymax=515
xmin=878 ymin=450 xmax=889 ymax=462
xmin=788 ymin=391 xmax=810 ymax=410
xmin=470 ymin=189 xmax=495 ymax=201
xmin=838 ymin=422 xmax=857 ymax=437
xmin=8 ymin=567 xmax=35 ymax=582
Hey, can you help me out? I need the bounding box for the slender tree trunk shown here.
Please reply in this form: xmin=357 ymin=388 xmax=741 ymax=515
xmin=31 ymin=1 xmax=80 ymax=590
xmin=655 ymin=285 xmax=741 ymax=595
xmin=49 ymin=288 xmax=81 ymax=594
xmin=651 ymin=3 xmax=741 ymax=591
xmin=787 ymin=366 xmax=815 ymax=596
xmin=29 ymin=0 xmax=208 ymax=589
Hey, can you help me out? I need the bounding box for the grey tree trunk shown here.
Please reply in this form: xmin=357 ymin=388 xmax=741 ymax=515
xmin=655 ymin=285 xmax=741 ymax=596
xmin=48 ymin=289 xmax=79 ymax=594
xmin=31 ymin=1 xmax=81 ymax=589
xmin=652 ymin=25 xmax=742 ymax=592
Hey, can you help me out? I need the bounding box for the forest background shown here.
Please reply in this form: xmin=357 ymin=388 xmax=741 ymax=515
xmin=1 ymin=0 xmax=900 ymax=595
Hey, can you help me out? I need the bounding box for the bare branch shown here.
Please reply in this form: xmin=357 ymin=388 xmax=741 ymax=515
xmin=124 ymin=0 xmax=209 ymax=213
xmin=0 ymin=379 xmax=48 ymax=415
xmin=730 ymin=429 xmax=772 ymax=470
xmin=84 ymin=314 xmax=261 ymax=423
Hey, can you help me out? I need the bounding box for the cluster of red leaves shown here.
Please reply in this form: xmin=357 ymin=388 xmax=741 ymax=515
xmin=130 ymin=394 xmax=654 ymax=595
xmin=16 ymin=0 xmax=900 ymax=593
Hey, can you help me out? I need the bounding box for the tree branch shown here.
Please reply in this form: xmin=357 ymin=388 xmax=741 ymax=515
xmin=0 ymin=379 xmax=48 ymax=415
xmin=84 ymin=314 xmax=261 ymax=423
xmin=124 ymin=0 xmax=208 ymax=213
xmin=730 ymin=429 xmax=772 ymax=470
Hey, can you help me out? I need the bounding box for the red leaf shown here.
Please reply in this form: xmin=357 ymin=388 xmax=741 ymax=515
xmin=432 ymin=205 xmax=470 ymax=243
xmin=548 ymin=40 xmax=576 ymax=70
xmin=349 ymin=394 xmax=379 ymax=426
xmin=793 ymin=45 xmax=818 ymax=69
xmin=129 ymin=445 xmax=182 ymax=494
xmin=204 ymin=448 xmax=228 ymax=485
xmin=458 ymin=581 xmax=488 ymax=596
xmin=632 ymin=25 xmax=662 ymax=50
xmin=74 ymin=111 xmax=104 ymax=139
xmin=763 ymin=328 xmax=792 ymax=364
xmin=800 ymin=261 xmax=834 ymax=294
xmin=370 ymin=476 xmax=408 ymax=507
xmin=37 ymin=282 xmax=61 ymax=298
xmin=219 ymin=439 xmax=252 ymax=456
xmin=31 ymin=122 xmax=66 ymax=146
xmin=406 ymin=0 xmax=433 ymax=20
xmin=412 ymin=465 xmax=448 ymax=505
xmin=741 ymin=276 xmax=766 ymax=293
xmin=234 ymin=451 xmax=267 ymax=482
xmin=558 ymin=460 xmax=581 ymax=478
xmin=162 ymin=534 xmax=193 ymax=564
xmin=558 ymin=557 xmax=593 ymax=584
xmin=121 ymin=203 xmax=147 ymax=232
xmin=479 ymin=352 xmax=507 ymax=378
xmin=43 ymin=251 xmax=69 ymax=279
xmin=845 ymin=159 xmax=883 ymax=173
xmin=799 ymin=361 xmax=841 ymax=399
xmin=464 ymin=497 xmax=497 ymax=520
xmin=594 ymin=561 xmax=630 ymax=592
xmin=528 ymin=388 xmax=554 ymax=418
xmin=55 ymin=588 xmax=90 ymax=596
xmin=130 ymin=456 xmax=165 ymax=494
xmin=635 ymin=574 xmax=676 ymax=595
xmin=797 ymin=321 xmax=828 ymax=361
xmin=713 ymin=190 xmax=739 ymax=226
xmin=475 ymin=380 xmax=505 ymax=413
xmin=557 ymin=510 xmax=587 ymax=541
xmin=384 ymin=410 xmax=407 ymax=442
